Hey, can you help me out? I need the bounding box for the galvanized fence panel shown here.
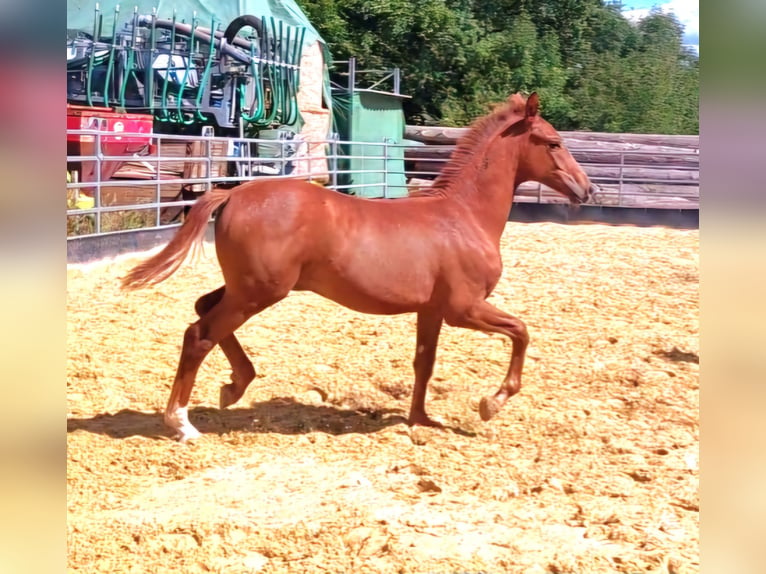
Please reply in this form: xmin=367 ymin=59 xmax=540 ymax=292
xmin=67 ymin=126 xmax=699 ymax=242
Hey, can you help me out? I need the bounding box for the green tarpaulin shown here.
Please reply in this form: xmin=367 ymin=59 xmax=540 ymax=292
xmin=67 ymin=0 xmax=325 ymax=51
xmin=67 ymin=0 xmax=334 ymax=134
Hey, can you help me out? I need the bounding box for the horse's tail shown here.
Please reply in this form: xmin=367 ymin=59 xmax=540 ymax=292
xmin=121 ymin=187 xmax=233 ymax=290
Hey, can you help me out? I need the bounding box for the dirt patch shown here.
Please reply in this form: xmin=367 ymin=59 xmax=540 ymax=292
xmin=67 ymin=222 xmax=699 ymax=573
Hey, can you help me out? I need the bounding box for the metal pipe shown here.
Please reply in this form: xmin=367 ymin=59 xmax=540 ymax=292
xmin=348 ymin=57 xmax=356 ymax=93
xmin=155 ymin=135 xmax=161 ymax=227
xmin=85 ymin=3 xmax=101 ymax=106
xmin=202 ymin=125 xmax=214 ymax=193
xmin=158 ymin=9 xmax=177 ymax=122
xmin=172 ymin=11 xmax=198 ymax=124
xmin=118 ymin=6 xmax=140 ymax=108
xmin=145 ymin=8 xmax=156 ymax=112
xmin=101 ymin=5 xmax=120 ymax=106
xmin=94 ymin=122 xmax=104 ymax=234
xmin=194 ymin=16 xmax=218 ymax=121
xmin=137 ymin=16 xmax=253 ymax=64
xmin=93 ymin=3 xmax=102 ymax=40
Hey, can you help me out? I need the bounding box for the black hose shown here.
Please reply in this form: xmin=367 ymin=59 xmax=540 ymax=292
xmin=136 ymin=16 xmax=254 ymax=64
xmin=223 ymin=15 xmax=264 ymax=47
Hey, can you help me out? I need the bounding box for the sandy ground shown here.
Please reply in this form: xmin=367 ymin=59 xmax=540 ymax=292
xmin=67 ymin=221 xmax=699 ymax=573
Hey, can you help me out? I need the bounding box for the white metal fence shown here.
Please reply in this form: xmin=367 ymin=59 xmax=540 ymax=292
xmin=67 ymin=126 xmax=699 ymax=240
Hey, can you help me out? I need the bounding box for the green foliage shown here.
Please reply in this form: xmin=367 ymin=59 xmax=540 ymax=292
xmin=295 ymin=0 xmax=698 ymax=133
xmin=570 ymin=9 xmax=699 ymax=133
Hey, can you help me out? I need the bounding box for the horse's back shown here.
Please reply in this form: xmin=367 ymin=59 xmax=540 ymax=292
xmin=216 ymin=178 xmax=449 ymax=252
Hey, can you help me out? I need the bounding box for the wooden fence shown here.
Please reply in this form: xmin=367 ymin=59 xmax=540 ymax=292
xmin=403 ymin=127 xmax=699 ymax=209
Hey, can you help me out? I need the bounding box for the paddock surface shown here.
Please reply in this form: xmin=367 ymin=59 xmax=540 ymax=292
xmin=67 ymin=222 xmax=699 ymax=573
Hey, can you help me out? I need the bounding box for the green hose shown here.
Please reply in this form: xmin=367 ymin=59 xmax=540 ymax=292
xmin=281 ymin=25 xmax=295 ymax=125
xmin=118 ymin=48 xmax=135 ymax=108
xmin=194 ymin=16 xmax=217 ymax=122
xmin=146 ymin=11 xmax=156 ymax=113
xmin=85 ymin=5 xmax=101 ymax=107
xmin=258 ymin=16 xmax=282 ymax=126
xmin=118 ymin=9 xmax=140 ymax=109
xmin=157 ymin=10 xmax=178 ymax=123
xmin=282 ymin=25 xmax=305 ymax=126
xmin=213 ymin=14 xmax=305 ymax=130
xmin=243 ymin=15 xmax=276 ymax=127
xmin=239 ymin=40 xmax=265 ymax=123
xmin=101 ymin=6 xmax=121 ymax=106
xmin=175 ymin=15 xmax=198 ymax=125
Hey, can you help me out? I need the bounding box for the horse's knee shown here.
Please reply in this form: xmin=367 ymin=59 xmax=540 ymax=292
xmin=509 ymin=318 xmax=529 ymax=345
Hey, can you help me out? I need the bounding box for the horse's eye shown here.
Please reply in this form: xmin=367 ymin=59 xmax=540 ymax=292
xmin=548 ymin=142 xmax=561 ymax=150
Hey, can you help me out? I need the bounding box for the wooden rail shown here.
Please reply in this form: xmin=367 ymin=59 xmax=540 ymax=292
xmin=403 ymin=126 xmax=699 ymax=209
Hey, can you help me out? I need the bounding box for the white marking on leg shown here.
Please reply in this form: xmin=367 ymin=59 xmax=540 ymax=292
xmin=417 ymin=345 xmax=425 ymax=354
xmin=165 ymin=406 xmax=202 ymax=442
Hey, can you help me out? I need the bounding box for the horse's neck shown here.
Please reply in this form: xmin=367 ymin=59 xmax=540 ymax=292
xmin=454 ymin=141 xmax=521 ymax=243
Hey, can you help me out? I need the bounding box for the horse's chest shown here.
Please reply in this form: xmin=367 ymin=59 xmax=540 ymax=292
xmin=481 ymin=258 xmax=503 ymax=294
xmin=447 ymin=239 xmax=503 ymax=295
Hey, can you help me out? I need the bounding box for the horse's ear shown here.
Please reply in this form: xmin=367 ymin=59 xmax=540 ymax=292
xmin=525 ymin=92 xmax=540 ymax=119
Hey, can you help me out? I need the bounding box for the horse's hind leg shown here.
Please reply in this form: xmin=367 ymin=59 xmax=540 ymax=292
xmin=445 ymin=300 xmax=529 ymax=422
xmin=166 ymin=292 xmax=255 ymax=441
xmin=195 ymin=287 xmax=255 ymax=408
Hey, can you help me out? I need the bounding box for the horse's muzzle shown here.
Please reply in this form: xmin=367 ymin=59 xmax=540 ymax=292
xmin=575 ymin=181 xmax=599 ymax=205
xmin=583 ymin=182 xmax=600 ymax=204
xmin=569 ymin=181 xmax=592 ymax=205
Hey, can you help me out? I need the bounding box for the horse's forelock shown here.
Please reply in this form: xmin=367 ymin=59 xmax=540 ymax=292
xmin=507 ymin=93 xmax=528 ymax=115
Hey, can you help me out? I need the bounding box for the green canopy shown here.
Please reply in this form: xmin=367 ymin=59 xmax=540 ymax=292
xmin=67 ymin=0 xmax=334 ymax=134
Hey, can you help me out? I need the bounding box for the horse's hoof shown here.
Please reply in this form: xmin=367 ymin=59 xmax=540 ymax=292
xmin=408 ymin=414 xmax=445 ymax=429
xmin=172 ymin=425 xmax=202 ymax=443
xmin=479 ymin=396 xmax=502 ymax=421
xmin=219 ymin=384 xmax=239 ymax=409
xmin=165 ymin=406 xmax=202 ymax=442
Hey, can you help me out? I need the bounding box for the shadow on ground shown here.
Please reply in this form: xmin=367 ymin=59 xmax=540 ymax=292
xmin=67 ymin=397 xmax=475 ymax=440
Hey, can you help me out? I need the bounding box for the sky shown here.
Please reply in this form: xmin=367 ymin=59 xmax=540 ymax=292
xmin=621 ymin=0 xmax=699 ymax=53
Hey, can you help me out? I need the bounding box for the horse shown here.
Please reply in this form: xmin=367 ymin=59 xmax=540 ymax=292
xmin=122 ymin=92 xmax=596 ymax=442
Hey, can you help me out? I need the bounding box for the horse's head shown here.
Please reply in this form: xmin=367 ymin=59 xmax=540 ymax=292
xmin=505 ymin=93 xmax=596 ymax=205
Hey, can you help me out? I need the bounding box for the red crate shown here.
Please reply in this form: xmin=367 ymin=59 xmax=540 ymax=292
xmin=67 ymin=105 xmax=155 ymax=184
xmin=66 ymin=104 xmax=154 ymax=144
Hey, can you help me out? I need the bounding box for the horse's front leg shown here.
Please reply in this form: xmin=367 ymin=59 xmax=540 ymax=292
xmin=445 ymin=300 xmax=529 ymax=421
xmin=408 ymin=309 xmax=444 ymax=427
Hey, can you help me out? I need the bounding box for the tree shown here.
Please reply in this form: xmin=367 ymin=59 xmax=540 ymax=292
xmin=297 ymin=0 xmax=478 ymax=123
xmin=294 ymin=0 xmax=699 ymax=133
xmin=567 ymin=9 xmax=698 ymax=133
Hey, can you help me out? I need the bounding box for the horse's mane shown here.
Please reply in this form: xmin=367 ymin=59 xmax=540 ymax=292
xmin=411 ymin=93 xmax=528 ymax=198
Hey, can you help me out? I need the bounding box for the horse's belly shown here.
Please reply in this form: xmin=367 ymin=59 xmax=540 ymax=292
xmin=296 ymin=265 xmax=435 ymax=315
